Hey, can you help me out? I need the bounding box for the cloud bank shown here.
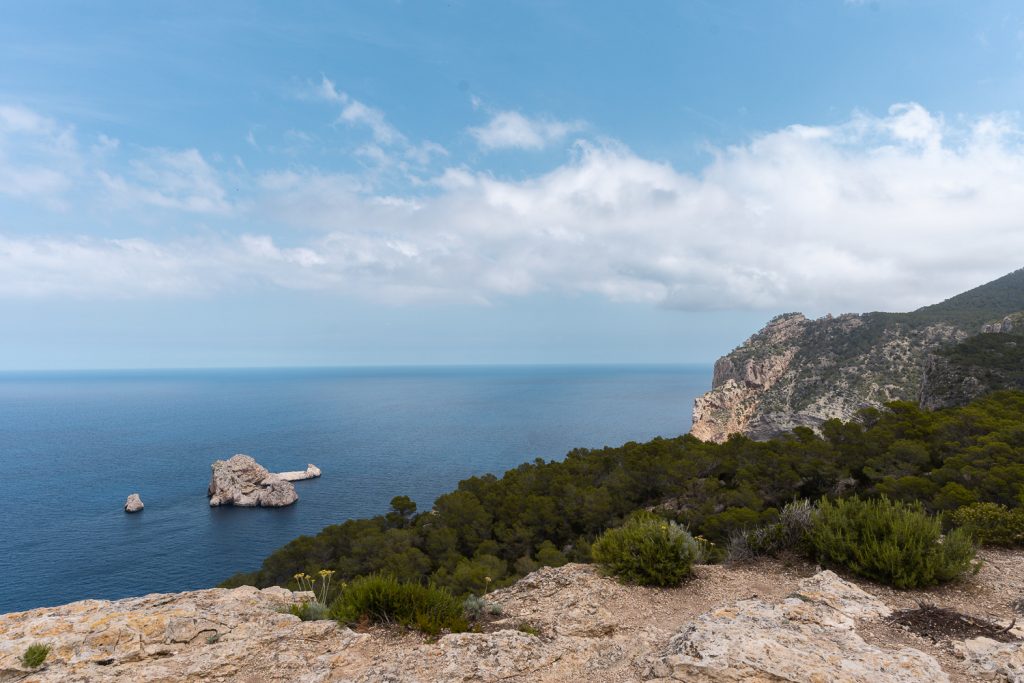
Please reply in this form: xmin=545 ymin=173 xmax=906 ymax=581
xmin=2 ymin=101 xmax=1024 ymax=313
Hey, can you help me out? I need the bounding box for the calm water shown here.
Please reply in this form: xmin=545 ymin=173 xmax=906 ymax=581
xmin=0 ymin=365 xmax=708 ymax=613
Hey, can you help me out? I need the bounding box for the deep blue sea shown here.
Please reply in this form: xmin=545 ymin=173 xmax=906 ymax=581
xmin=0 ymin=365 xmax=709 ymax=613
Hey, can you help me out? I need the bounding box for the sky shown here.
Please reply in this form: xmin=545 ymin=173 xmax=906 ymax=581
xmin=2 ymin=0 xmax=1024 ymax=370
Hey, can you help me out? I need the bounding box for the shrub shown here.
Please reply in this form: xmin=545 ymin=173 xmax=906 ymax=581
xmin=463 ymin=594 xmax=503 ymax=621
xmin=951 ymin=503 xmax=1024 ymax=546
xmin=329 ymin=574 xmax=467 ymax=635
xmin=288 ymin=601 xmax=330 ymax=621
xmin=517 ymin=622 xmax=541 ymax=636
xmin=591 ymin=511 xmax=700 ymax=586
xmin=21 ymin=643 xmax=50 ymax=669
xmin=727 ymin=499 xmax=815 ymax=562
xmin=809 ymin=496 xmax=976 ymax=589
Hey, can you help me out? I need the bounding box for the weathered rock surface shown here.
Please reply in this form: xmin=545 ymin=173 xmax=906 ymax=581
xmin=207 ymin=454 xmax=298 ymax=507
xmin=648 ymin=570 xmax=945 ymax=682
xmin=691 ymin=311 xmax=964 ymax=442
xmin=276 ymin=463 xmax=321 ymax=482
xmin=956 ymin=636 xmax=1024 ymax=681
xmin=1 ymin=564 xmax=986 ymax=683
xmin=691 ymin=268 xmax=1024 ymax=442
xmin=0 ymin=585 xmax=368 ymax=682
xmin=123 ymin=494 xmax=143 ymax=513
xmin=920 ymin=330 xmax=1024 ymax=410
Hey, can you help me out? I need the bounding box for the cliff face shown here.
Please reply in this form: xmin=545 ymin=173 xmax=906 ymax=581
xmin=692 ymin=268 xmax=1024 ymax=442
xmin=691 ymin=312 xmax=964 ymax=442
xmin=920 ymin=316 xmax=1024 ymax=410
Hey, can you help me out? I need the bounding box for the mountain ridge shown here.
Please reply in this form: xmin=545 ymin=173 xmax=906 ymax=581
xmin=691 ymin=268 xmax=1024 ymax=442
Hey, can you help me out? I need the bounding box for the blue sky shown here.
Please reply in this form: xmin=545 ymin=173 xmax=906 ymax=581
xmin=2 ymin=1 xmax=1024 ymax=369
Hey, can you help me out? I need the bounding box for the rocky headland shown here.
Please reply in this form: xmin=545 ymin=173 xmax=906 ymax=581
xmin=2 ymin=549 xmax=1022 ymax=682
xmin=692 ymin=268 xmax=1024 ymax=442
xmin=207 ymin=454 xmax=299 ymax=508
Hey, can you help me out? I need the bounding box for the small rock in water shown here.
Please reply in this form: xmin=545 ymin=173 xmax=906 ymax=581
xmin=124 ymin=493 xmax=144 ymax=513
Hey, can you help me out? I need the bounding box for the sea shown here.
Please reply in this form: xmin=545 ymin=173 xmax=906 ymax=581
xmin=0 ymin=364 xmax=709 ymax=613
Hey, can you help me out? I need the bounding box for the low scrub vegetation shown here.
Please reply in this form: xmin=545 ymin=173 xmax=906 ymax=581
xmin=463 ymin=594 xmax=503 ymax=622
xmin=727 ymin=499 xmax=815 ymax=562
xmin=951 ymin=502 xmax=1024 ymax=546
xmin=20 ymin=643 xmax=50 ymax=669
xmin=592 ymin=511 xmax=701 ymax=586
xmin=809 ymin=496 xmax=976 ymax=589
xmin=222 ymin=392 xmax=1024 ymax=598
xmin=329 ymin=574 xmax=467 ymax=635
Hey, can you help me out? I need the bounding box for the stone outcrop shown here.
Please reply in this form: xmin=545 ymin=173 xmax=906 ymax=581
xmin=691 ymin=268 xmax=1024 ymax=442
xmin=956 ymin=636 xmax=1024 ymax=681
xmin=123 ymin=494 xmax=144 ymax=513
xmin=7 ymin=562 xmax=1013 ymax=682
xmin=648 ymin=571 xmax=945 ymax=682
xmin=0 ymin=584 xmax=365 ymax=682
xmin=207 ymin=454 xmax=298 ymax=507
xmin=691 ymin=312 xmax=964 ymax=442
xmin=920 ymin=329 xmax=1024 ymax=410
xmin=276 ymin=464 xmax=321 ymax=482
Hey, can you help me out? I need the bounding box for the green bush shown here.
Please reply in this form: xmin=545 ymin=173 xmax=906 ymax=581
xmin=462 ymin=594 xmax=502 ymax=621
xmin=591 ymin=511 xmax=700 ymax=586
xmin=329 ymin=574 xmax=467 ymax=635
xmin=21 ymin=643 xmax=50 ymax=669
xmin=728 ymin=499 xmax=815 ymax=562
xmin=951 ymin=503 xmax=1024 ymax=546
xmin=288 ymin=601 xmax=330 ymax=621
xmin=810 ymin=496 xmax=976 ymax=589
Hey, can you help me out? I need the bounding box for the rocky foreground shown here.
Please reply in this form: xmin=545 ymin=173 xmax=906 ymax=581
xmin=2 ymin=549 xmax=1023 ymax=682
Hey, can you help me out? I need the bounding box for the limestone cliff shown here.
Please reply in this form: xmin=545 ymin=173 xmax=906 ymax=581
xmin=920 ymin=319 xmax=1024 ymax=410
xmin=691 ymin=312 xmax=964 ymax=442
xmin=692 ymin=268 xmax=1024 ymax=442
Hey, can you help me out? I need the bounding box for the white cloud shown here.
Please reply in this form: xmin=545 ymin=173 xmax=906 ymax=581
xmin=338 ymin=100 xmax=404 ymax=145
xmin=469 ymin=111 xmax=585 ymax=151
xmin=4 ymin=102 xmax=1024 ymax=314
xmin=99 ymin=148 xmax=231 ymax=214
xmin=0 ymin=104 xmax=78 ymax=205
xmin=315 ymin=76 xmax=404 ymax=146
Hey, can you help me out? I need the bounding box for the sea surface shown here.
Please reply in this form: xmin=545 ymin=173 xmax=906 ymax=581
xmin=0 ymin=364 xmax=709 ymax=613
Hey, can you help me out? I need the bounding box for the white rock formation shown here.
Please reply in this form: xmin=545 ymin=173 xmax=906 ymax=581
xmin=955 ymin=636 xmax=1024 ymax=681
xmin=277 ymin=463 xmax=322 ymax=482
xmin=208 ymin=454 xmax=298 ymax=507
xmin=124 ymin=493 xmax=144 ymax=513
xmin=648 ymin=570 xmax=947 ymax=682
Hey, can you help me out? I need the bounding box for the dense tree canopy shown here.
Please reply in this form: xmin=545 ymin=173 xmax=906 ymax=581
xmin=222 ymin=391 xmax=1024 ymax=596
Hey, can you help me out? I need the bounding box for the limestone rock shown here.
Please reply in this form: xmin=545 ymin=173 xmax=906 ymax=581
xmin=690 ymin=268 xmax=1024 ymax=442
xmin=0 ymin=563 xmax=974 ymax=683
xmin=207 ymin=454 xmax=298 ymax=507
xmin=0 ymin=585 xmax=368 ymax=682
xmin=956 ymin=637 xmax=1024 ymax=682
xmin=124 ymin=493 xmax=144 ymax=513
xmin=691 ymin=310 xmax=966 ymax=442
xmin=648 ymin=571 xmax=946 ymax=682
xmin=277 ymin=464 xmax=322 ymax=482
